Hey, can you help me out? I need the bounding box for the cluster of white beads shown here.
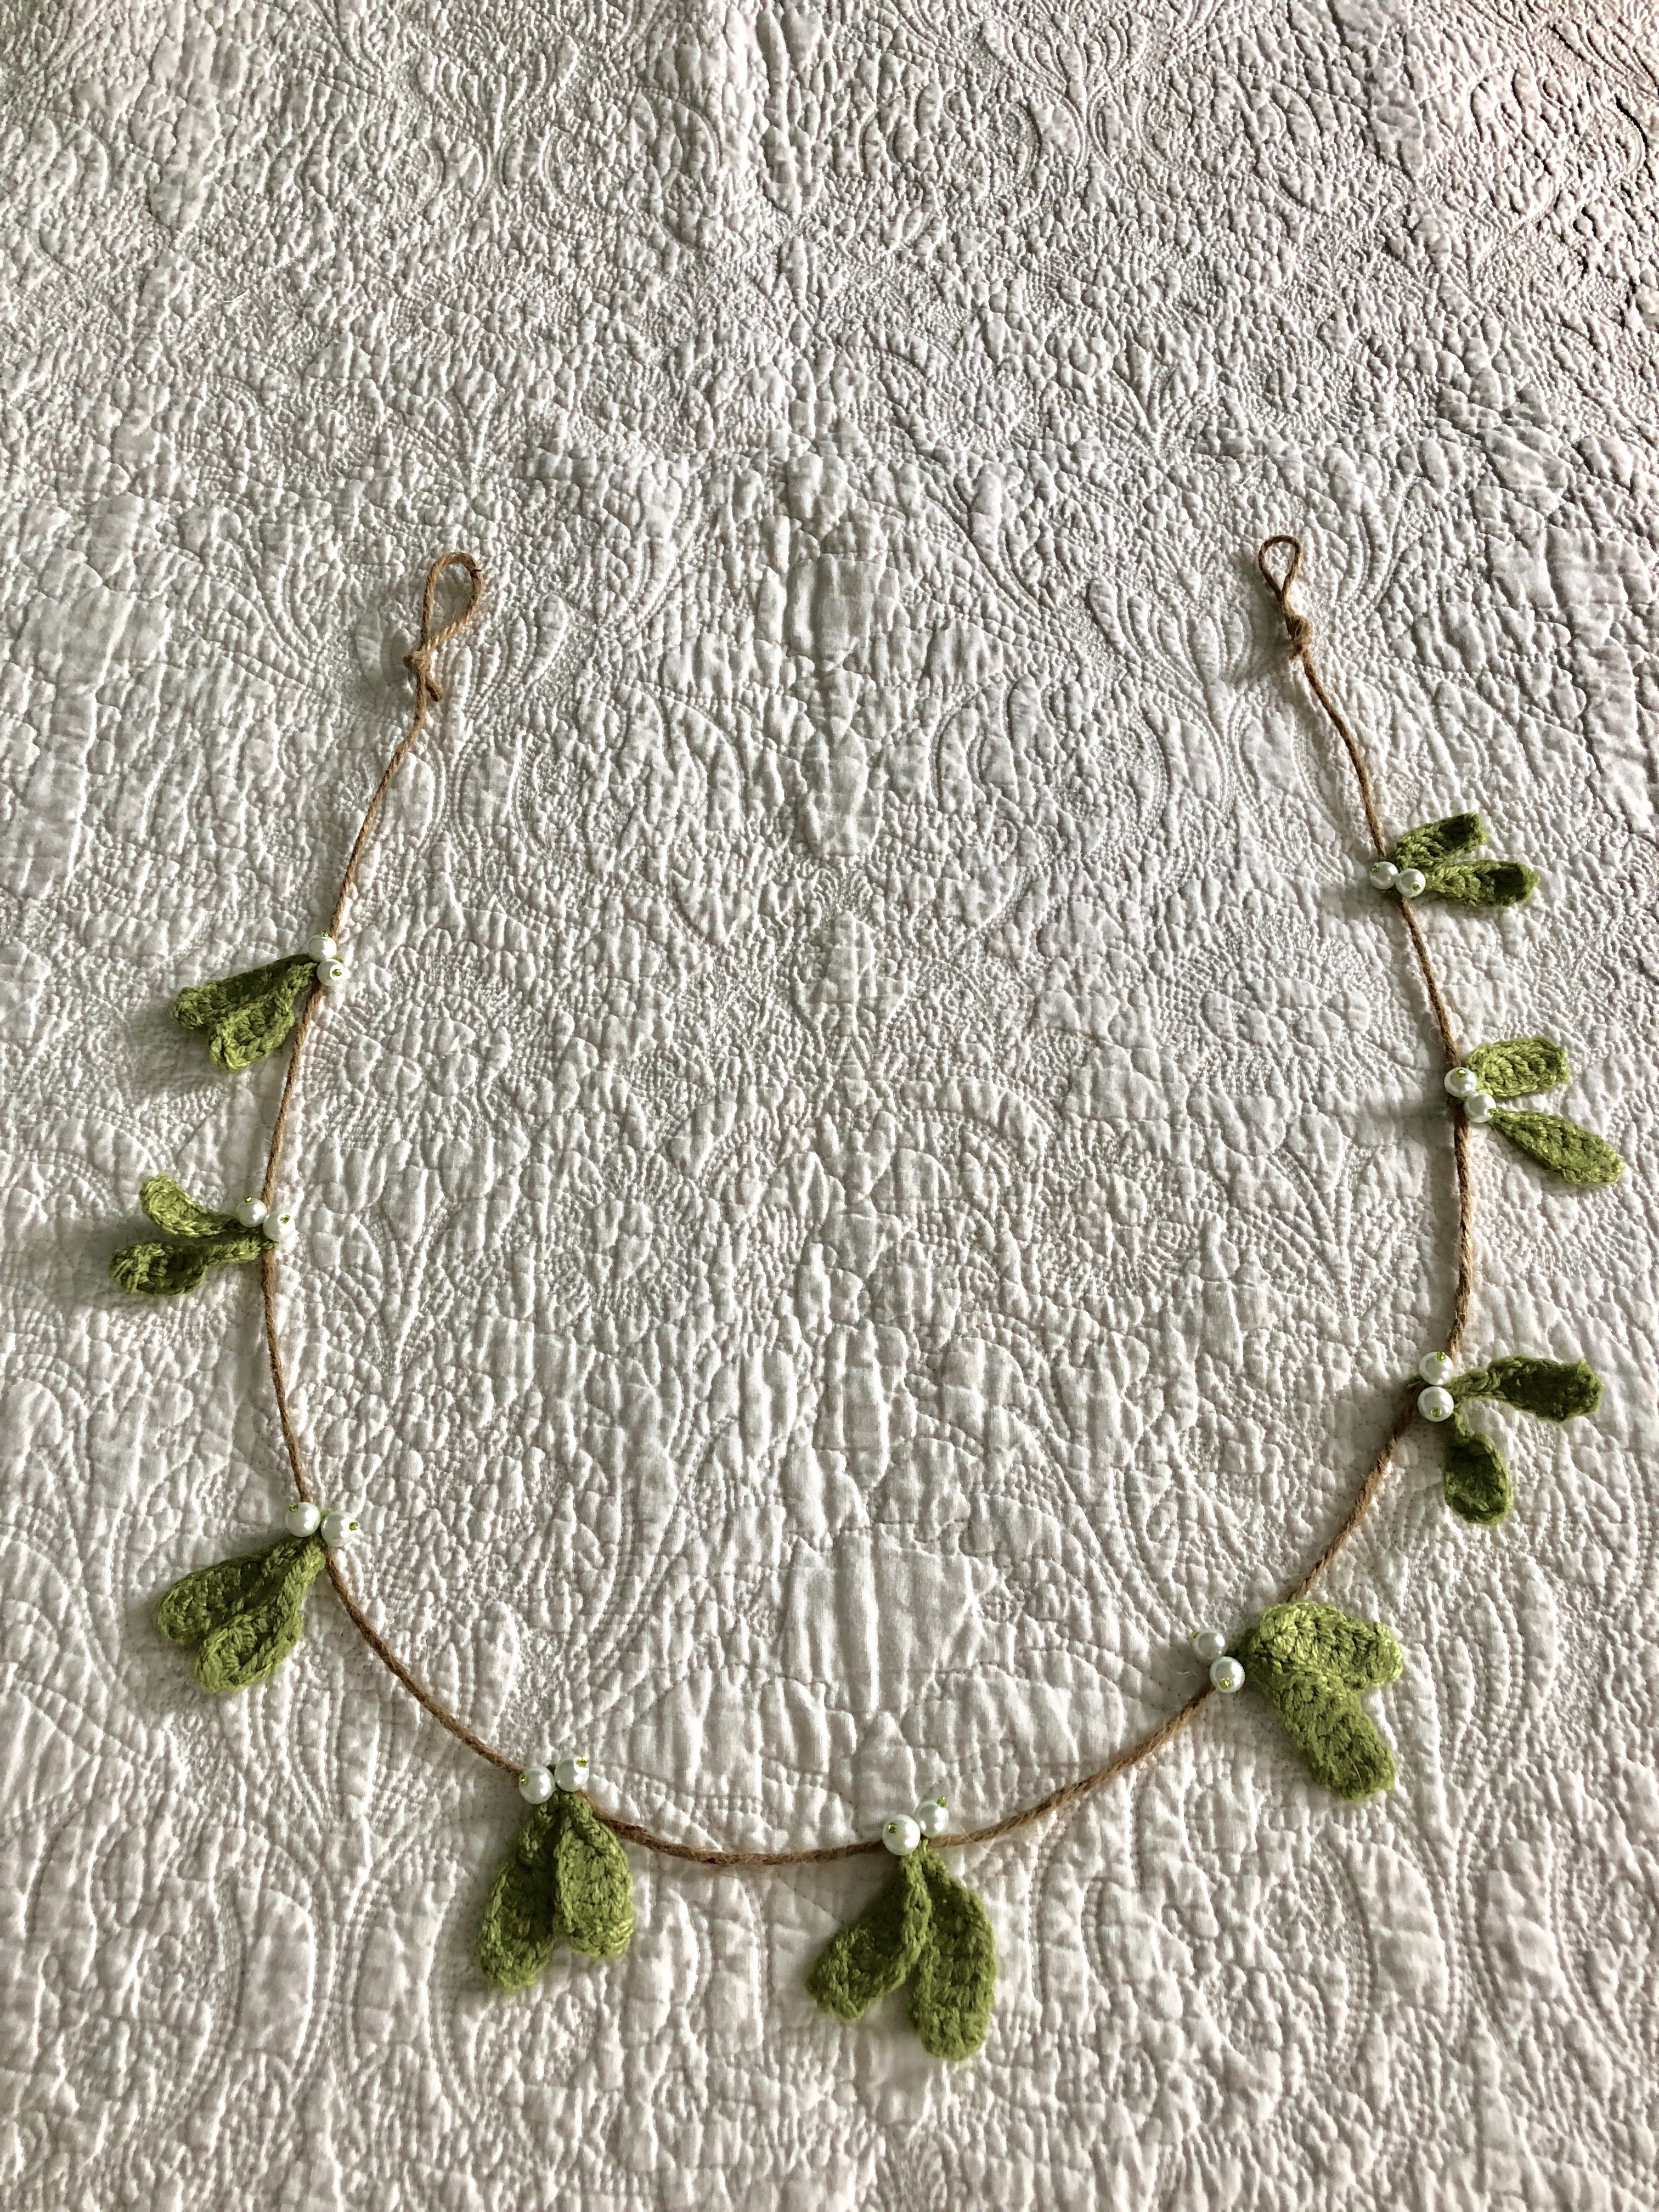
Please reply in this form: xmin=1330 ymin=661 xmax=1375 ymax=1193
xmin=1443 ymin=1066 xmax=1496 ymax=1121
xmin=307 ymin=933 xmax=350 ymax=990
xmin=517 ymin=1752 xmax=590 ymax=1802
xmin=1418 ymin=1350 xmax=1457 ymax=1420
xmin=234 ymin=1195 xmax=297 ymax=1244
xmin=882 ymin=1793 xmax=950 ymax=1855
xmin=1368 ymin=861 xmax=1426 ymax=898
xmin=285 ymin=1500 xmax=360 ymax=1547
xmin=1192 ymin=1626 xmax=1245 ymax=1692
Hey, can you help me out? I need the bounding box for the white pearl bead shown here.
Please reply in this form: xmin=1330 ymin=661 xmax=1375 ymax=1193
xmin=1396 ymin=868 xmax=1427 ymax=898
xmin=1368 ymin=861 xmax=1399 ymax=889
xmin=1191 ymin=1627 xmax=1228 ymax=1664
xmin=913 ymin=1795 xmax=949 ymax=1837
xmin=1210 ymin=1656 xmax=1246 ymax=1694
xmin=883 ymin=1814 xmax=922 ymax=1856
xmin=285 ymin=1500 xmax=321 ymax=1537
xmin=555 ymin=1754 xmax=589 ymax=1793
xmin=518 ymin=1767 xmax=555 ymax=1804
xmin=1418 ymin=1352 xmax=1455 ymax=1385
xmin=263 ymin=1211 xmax=297 ymax=1246
xmin=235 ymin=1197 xmax=267 ymax=1227
xmin=1443 ymin=1068 xmax=1479 ymax=1099
xmin=1464 ymin=1090 xmax=1496 ymax=1124
xmin=320 ymin=1508 xmax=360 ymax=1548
xmin=1418 ymin=1385 xmax=1455 ymax=1423
xmin=305 ymin=935 xmax=337 ymax=963
xmin=317 ymin=958 xmax=349 ymax=990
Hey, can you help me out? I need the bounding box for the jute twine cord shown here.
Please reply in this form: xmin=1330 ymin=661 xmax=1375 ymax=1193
xmin=252 ymin=541 xmax=1476 ymax=1866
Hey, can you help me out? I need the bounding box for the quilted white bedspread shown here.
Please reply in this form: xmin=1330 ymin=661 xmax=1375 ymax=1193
xmin=4 ymin=4 xmax=1657 ymax=2206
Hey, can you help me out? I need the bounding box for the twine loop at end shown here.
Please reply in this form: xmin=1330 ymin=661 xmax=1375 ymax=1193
xmin=403 ymin=549 xmax=487 ymax=706
xmin=1257 ymin=533 xmax=1311 ymax=658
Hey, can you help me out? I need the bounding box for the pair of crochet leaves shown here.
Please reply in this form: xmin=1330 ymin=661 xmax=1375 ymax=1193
xmin=110 ymin=1176 xmax=266 ymax=1295
xmin=1462 ymin=1038 xmax=1623 ymax=1188
xmin=478 ymin=1792 xmax=635 ymax=1990
xmin=1391 ymin=813 xmax=1536 ymax=908
xmin=157 ymin=1533 xmax=328 ymax=1691
xmin=173 ymin=950 xmax=321 ymax=1070
xmin=1436 ymin=1356 xmax=1602 ymax=1526
xmin=1235 ymin=1600 xmax=1403 ymax=1800
xmin=808 ymin=1843 xmax=996 ymax=2061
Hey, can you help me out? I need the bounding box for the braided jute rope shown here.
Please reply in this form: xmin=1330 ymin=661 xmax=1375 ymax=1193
xmin=252 ymin=540 xmax=1476 ymax=1867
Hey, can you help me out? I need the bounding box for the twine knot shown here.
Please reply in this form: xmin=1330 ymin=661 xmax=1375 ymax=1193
xmin=1257 ymin=534 xmax=1310 ymax=658
xmin=404 ymin=549 xmax=487 ymax=709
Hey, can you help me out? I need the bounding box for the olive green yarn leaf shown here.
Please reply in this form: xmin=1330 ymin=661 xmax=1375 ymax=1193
xmin=1479 ymin=1354 xmax=1602 ymax=1423
xmin=806 ymin=1849 xmax=932 ymax=2023
xmin=157 ymin=1533 xmax=326 ymax=1691
xmin=909 ymin=1850 xmax=996 ymax=2062
xmin=1443 ymin=1419 xmax=1511 ymax=1526
xmin=554 ymin=1794 xmax=634 ymax=1962
xmin=1421 ymin=857 xmax=1538 ymax=909
xmin=111 ymin=1176 xmax=265 ymax=1296
xmin=478 ymin=1796 xmax=568 ymax=1993
xmin=1391 ymin=813 xmax=1483 ymax=870
xmin=138 ymin=1175 xmax=235 ymax=1238
xmin=1465 ymin=1037 xmax=1571 ymax=1100
xmin=173 ymin=953 xmax=318 ymax=1071
xmin=1247 ymin=1600 xmax=1403 ymax=1692
xmin=1238 ymin=1645 xmax=1398 ymax=1801
xmin=1487 ymin=1108 xmax=1624 ymax=1188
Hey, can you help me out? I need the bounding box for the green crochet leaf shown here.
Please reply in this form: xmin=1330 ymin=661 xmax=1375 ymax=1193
xmin=1438 ymin=1357 xmax=1601 ymax=1525
xmin=478 ymin=1797 xmax=566 ymax=1992
xmin=1477 ymin=1354 xmax=1602 ymax=1422
xmin=1235 ymin=1601 xmax=1401 ymax=1801
xmin=1487 ymin=1108 xmax=1624 ymax=1188
xmin=157 ymin=1533 xmax=326 ymax=1691
xmin=909 ymin=1850 xmax=996 ymax=2062
xmin=477 ymin=1792 xmax=635 ymax=1993
xmin=1246 ymin=1599 xmax=1403 ymax=1691
xmin=1465 ymin=1037 xmax=1571 ymax=1099
xmin=1423 ymin=857 xmax=1538 ymax=908
xmin=173 ymin=953 xmax=319 ymax=1071
xmin=110 ymin=1177 xmax=266 ymax=1296
xmin=138 ymin=1175 xmax=235 ymax=1238
xmin=1443 ymin=1420 xmax=1511 ymax=1525
xmin=807 ymin=1847 xmax=995 ymax=2059
xmin=807 ymin=1849 xmax=932 ymax=2022
xmin=556 ymin=1794 xmax=634 ymax=1961
xmin=1391 ymin=813 xmax=1483 ymax=870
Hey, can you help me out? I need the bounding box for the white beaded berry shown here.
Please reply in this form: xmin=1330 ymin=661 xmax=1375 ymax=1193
xmin=316 ymin=957 xmax=349 ymax=990
xmin=1396 ymin=867 xmax=1427 ymax=898
xmin=555 ymin=1753 xmax=589 ymax=1793
xmin=235 ymin=1197 xmax=267 ymax=1227
xmin=1464 ymin=1090 xmax=1496 ymax=1124
xmin=320 ymin=1507 xmax=360 ymax=1548
xmin=913 ymin=1794 xmax=949 ymax=1838
xmin=1418 ymin=1385 xmax=1455 ymax=1422
xmin=1368 ymin=861 xmax=1399 ymax=890
xmin=285 ymin=1500 xmax=321 ymax=1537
xmin=305 ymin=934 xmax=337 ymax=962
xmin=883 ymin=1814 xmax=922 ymax=1856
xmin=518 ymin=1767 xmax=555 ymax=1804
xmin=1209 ymin=1656 xmax=1246 ymax=1694
xmin=1191 ymin=1627 xmax=1228 ymax=1664
xmin=1418 ymin=1352 xmax=1455 ymax=1385
xmin=1443 ymin=1067 xmax=1480 ymax=1099
xmin=263 ymin=1209 xmax=296 ymax=1246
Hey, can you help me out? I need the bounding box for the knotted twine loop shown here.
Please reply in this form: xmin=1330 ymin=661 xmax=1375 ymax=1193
xmin=403 ymin=548 xmax=486 ymax=708
xmin=1257 ymin=534 xmax=1312 ymax=659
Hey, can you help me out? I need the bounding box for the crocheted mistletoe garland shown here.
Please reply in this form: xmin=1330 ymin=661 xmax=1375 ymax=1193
xmin=111 ymin=542 xmax=1621 ymax=2063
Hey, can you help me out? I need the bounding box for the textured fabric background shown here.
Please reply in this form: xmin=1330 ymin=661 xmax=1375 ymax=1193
xmin=3 ymin=4 xmax=1657 ymax=2207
